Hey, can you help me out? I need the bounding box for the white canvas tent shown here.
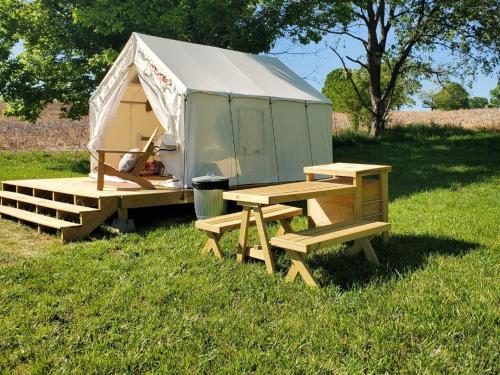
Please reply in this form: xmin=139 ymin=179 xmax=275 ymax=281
xmin=89 ymin=32 xmax=333 ymax=188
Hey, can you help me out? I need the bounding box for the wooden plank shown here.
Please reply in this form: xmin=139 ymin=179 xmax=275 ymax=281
xmin=97 ymin=151 xmax=105 ymax=191
xmin=236 ymin=207 xmax=251 ymax=262
xmin=304 ymin=163 xmax=392 ymax=177
xmin=253 ymin=206 xmax=276 ymax=274
xmin=273 ymin=219 xmax=366 ymax=241
xmin=286 ymin=251 xmax=318 ymax=287
xmin=353 ymin=175 xmax=363 ymax=219
xmin=117 ymin=208 xmax=128 ymax=221
xmin=307 ymin=178 xmax=381 ymax=226
xmin=120 ymin=190 xmax=193 ymax=208
xmin=270 ymin=221 xmax=391 ymax=253
xmin=362 ymin=200 xmax=381 ymax=217
xmin=380 ymin=171 xmax=390 ymax=243
xmin=200 ymin=204 xmax=288 ymax=225
xmin=195 ymin=204 xmax=302 ymax=234
xmin=359 ymin=238 xmax=380 ymax=265
xmin=1 ymin=177 xmax=189 ymax=199
xmin=207 ymin=232 xmax=223 ymax=259
xmin=0 ymin=191 xmax=98 ymax=214
xmin=247 ymin=246 xmax=266 ymax=261
xmin=223 ymin=181 xmax=355 ymax=205
xmin=307 ymin=194 xmax=354 ymax=226
xmin=0 ymin=205 xmax=81 ymax=229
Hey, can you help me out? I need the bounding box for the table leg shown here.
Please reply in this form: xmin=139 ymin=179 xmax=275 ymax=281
xmin=253 ymin=206 xmax=276 ymax=274
xmin=237 ymin=206 xmax=251 ymax=262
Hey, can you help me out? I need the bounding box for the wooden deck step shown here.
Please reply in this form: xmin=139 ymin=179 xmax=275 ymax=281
xmin=0 ymin=205 xmax=81 ymax=229
xmin=0 ymin=191 xmax=99 ymax=214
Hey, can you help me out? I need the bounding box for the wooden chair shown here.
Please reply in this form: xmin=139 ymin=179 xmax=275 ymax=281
xmin=95 ymin=127 xmax=159 ymax=191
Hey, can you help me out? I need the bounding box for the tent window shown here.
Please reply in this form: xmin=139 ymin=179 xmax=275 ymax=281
xmin=237 ymin=109 xmax=265 ymax=155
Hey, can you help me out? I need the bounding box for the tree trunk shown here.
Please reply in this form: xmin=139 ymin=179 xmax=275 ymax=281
xmin=366 ymin=12 xmax=384 ymax=138
xmin=370 ymin=101 xmax=385 ymax=137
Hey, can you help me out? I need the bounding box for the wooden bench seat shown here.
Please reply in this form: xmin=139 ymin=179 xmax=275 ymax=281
xmin=270 ymin=219 xmax=391 ymax=287
xmin=195 ymin=204 xmax=302 ymax=259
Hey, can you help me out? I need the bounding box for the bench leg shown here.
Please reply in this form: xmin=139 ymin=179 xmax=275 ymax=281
xmin=359 ymin=238 xmax=380 ymax=265
xmin=286 ymin=251 xmax=318 ymax=287
xmin=285 ymin=263 xmax=299 ymax=282
xmin=254 ymin=206 xmax=276 ymax=274
xmin=237 ymin=207 xmax=251 ymax=262
xmin=276 ymin=218 xmax=294 ymax=236
xmin=202 ymin=232 xmax=223 ymax=260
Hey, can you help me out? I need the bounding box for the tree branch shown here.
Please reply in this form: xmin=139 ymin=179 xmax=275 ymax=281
xmin=381 ymin=0 xmax=439 ymax=104
xmin=329 ymin=45 xmax=375 ymax=115
xmin=319 ymin=27 xmax=368 ymax=50
xmin=345 ymin=55 xmax=368 ymax=70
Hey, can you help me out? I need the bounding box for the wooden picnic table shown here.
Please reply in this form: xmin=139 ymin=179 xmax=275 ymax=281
xmin=223 ymin=180 xmax=356 ymax=274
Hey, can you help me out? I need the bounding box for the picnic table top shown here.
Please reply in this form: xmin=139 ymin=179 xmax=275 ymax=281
xmin=223 ymin=180 xmax=355 ymax=205
xmin=304 ymin=163 xmax=391 ymax=177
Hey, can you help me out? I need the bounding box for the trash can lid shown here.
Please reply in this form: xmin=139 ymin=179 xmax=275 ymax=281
xmin=192 ymin=174 xmax=229 ymax=190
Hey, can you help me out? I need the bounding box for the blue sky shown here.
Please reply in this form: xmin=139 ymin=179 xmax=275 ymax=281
xmin=268 ymin=35 xmax=499 ymax=110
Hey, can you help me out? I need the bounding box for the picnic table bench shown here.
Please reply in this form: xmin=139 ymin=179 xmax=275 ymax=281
xmin=270 ymin=219 xmax=391 ymax=287
xmin=195 ymin=204 xmax=302 ymax=259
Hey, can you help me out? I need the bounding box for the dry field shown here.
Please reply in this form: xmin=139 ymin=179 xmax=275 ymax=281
xmin=333 ymin=108 xmax=500 ymax=132
xmin=1 ymin=104 xmax=499 ymax=151
xmin=0 ymin=103 xmax=88 ymax=151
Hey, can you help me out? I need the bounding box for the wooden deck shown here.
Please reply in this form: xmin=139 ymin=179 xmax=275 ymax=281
xmin=1 ymin=177 xmax=193 ymax=209
xmin=0 ymin=177 xmax=193 ymax=243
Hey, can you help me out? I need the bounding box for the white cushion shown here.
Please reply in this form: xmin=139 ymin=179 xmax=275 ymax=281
xmin=118 ymin=148 xmax=142 ymax=173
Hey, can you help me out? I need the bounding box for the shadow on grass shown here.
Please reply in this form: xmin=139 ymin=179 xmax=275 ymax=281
xmin=129 ymin=204 xmax=197 ymax=231
xmin=305 ymin=233 xmax=481 ymax=290
xmin=333 ymin=125 xmax=500 ymax=200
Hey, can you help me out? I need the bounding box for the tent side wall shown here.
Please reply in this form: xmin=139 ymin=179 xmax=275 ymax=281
xmin=185 ymin=92 xmax=333 ymax=187
xmin=306 ymin=103 xmax=334 ymax=165
xmin=184 ymin=92 xmax=238 ymax=186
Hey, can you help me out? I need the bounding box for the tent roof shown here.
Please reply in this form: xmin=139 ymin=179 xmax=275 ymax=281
xmin=134 ymin=33 xmax=330 ymax=103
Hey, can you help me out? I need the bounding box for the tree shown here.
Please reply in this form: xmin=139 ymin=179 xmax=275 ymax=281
xmin=270 ymin=0 xmax=500 ymax=136
xmin=323 ymin=64 xmax=420 ymax=129
xmin=490 ymin=81 xmax=500 ymax=108
xmin=0 ymin=0 xmax=283 ymax=122
xmin=432 ymin=82 xmax=469 ymax=110
xmin=469 ymin=96 xmax=489 ymax=109
xmin=323 ymin=69 xmax=371 ymax=129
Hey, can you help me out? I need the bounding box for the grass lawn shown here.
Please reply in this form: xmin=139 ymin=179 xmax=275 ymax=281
xmin=0 ymin=126 xmax=499 ymax=373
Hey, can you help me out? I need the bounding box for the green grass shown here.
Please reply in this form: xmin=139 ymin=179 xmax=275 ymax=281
xmin=0 ymin=126 xmax=499 ymax=373
xmin=0 ymin=151 xmax=89 ymax=181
